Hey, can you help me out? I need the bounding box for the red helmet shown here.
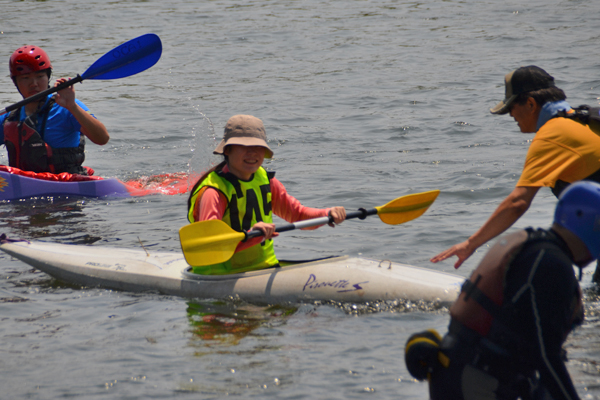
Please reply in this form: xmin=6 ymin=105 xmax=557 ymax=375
xmin=9 ymin=45 xmax=52 ymax=77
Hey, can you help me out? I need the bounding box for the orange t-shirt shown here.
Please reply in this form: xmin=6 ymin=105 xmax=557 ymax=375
xmin=517 ymin=118 xmax=600 ymax=188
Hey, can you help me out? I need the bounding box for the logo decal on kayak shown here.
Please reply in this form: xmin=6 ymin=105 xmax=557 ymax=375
xmin=302 ymin=274 xmax=368 ymax=293
xmin=0 ymin=176 xmax=6 ymax=192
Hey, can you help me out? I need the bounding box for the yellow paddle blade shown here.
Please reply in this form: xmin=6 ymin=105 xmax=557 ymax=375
xmin=375 ymin=190 xmax=440 ymax=225
xmin=179 ymin=219 xmax=245 ymax=266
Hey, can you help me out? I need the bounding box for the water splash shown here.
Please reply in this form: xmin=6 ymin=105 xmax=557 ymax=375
xmin=122 ymin=172 xmax=190 ymax=196
xmin=186 ymin=107 xmax=221 ymax=192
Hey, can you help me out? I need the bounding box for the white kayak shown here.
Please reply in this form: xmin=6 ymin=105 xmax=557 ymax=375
xmin=0 ymin=239 xmax=464 ymax=304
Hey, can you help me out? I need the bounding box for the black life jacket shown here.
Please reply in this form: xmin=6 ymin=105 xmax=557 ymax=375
xmin=3 ymin=98 xmax=87 ymax=175
xmin=551 ymin=105 xmax=600 ymax=197
xmin=558 ymin=104 xmax=600 ymax=136
xmin=450 ymin=228 xmax=583 ymax=353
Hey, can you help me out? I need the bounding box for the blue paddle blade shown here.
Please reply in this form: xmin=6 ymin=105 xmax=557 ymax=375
xmin=82 ymin=33 xmax=162 ymax=80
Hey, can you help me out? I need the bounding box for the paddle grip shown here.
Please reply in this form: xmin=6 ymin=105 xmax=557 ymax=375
xmin=3 ymin=75 xmax=84 ymax=115
xmin=346 ymin=208 xmax=377 ymax=220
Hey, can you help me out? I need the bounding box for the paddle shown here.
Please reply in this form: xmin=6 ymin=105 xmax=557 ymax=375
xmin=1 ymin=33 xmax=162 ymax=116
xmin=179 ymin=189 xmax=440 ymax=266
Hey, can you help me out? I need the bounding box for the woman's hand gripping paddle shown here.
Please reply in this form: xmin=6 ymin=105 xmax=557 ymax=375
xmin=179 ymin=190 xmax=440 ymax=266
xmin=1 ymin=33 xmax=162 ymax=116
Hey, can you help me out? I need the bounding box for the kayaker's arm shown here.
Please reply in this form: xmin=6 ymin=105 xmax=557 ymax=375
xmin=271 ymin=177 xmax=346 ymax=227
xmin=197 ymin=187 xmax=228 ymax=222
xmin=195 ymin=181 xmax=346 ymax=256
xmin=54 ymin=78 xmax=109 ymax=145
xmin=271 ymin=177 xmax=333 ymax=228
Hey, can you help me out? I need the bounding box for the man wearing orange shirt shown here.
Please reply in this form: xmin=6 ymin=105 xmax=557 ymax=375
xmin=431 ymin=66 xmax=600 ymax=281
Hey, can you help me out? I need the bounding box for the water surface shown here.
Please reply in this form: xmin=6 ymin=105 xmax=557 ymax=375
xmin=1 ymin=0 xmax=599 ymax=398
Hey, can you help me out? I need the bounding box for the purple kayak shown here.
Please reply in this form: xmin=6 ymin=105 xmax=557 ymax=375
xmin=0 ymin=166 xmax=190 ymax=201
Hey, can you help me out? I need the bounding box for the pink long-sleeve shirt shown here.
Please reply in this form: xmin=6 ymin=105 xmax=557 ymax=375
xmin=193 ymin=167 xmax=330 ymax=252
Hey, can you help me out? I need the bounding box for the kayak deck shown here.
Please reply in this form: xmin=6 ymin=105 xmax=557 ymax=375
xmin=0 ymin=239 xmax=464 ymax=304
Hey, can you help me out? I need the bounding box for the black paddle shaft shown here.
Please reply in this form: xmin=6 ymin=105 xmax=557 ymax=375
xmin=244 ymin=207 xmax=378 ymax=241
xmin=3 ymin=75 xmax=84 ymax=115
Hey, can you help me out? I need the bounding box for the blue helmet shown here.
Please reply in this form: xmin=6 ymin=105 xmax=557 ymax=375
xmin=554 ymin=181 xmax=600 ymax=260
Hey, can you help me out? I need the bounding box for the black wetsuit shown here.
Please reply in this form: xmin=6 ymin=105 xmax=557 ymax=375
xmin=430 ymin=229 xmax=582 ymax=400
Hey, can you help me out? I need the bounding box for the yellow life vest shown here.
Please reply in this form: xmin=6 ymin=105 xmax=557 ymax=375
xmin=187 ymin=167 xmax=279 ymax=275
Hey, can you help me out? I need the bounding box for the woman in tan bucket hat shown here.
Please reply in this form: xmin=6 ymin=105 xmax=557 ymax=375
xmin=187 ymin=115 xmax=346 ymax=275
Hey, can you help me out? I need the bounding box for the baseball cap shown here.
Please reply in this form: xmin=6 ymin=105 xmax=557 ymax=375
xmin=490 ymin=66 xmax=556 ymax=115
